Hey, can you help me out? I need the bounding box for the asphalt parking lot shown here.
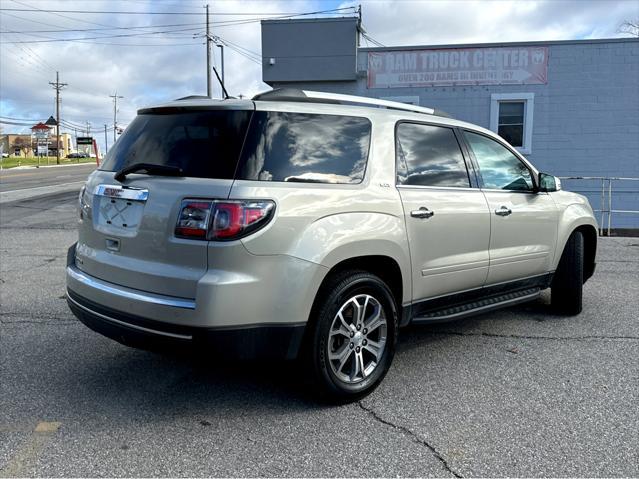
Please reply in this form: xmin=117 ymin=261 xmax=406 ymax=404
xmin=0 ymin=182 xmax=637 ymax=477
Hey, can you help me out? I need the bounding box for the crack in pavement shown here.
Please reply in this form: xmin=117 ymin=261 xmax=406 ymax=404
xmin=431 ymin=331 xmax=639 ymax=341
xmin=1 ymin=319 xmax=79 ymax=325
xmin=0 ymin=226 xmax=75 ymax=230
xmin=358 ymin=402 xmax=463 ymax=478
xmin=0 ymin=312 xmax=77 ymax=324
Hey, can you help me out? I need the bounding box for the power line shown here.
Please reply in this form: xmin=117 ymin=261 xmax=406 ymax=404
xmin=361 ymin=31 xmax=385 ymax=48
xmin=0 ymin=6 xmax=357 ymax=16
xmin=9 ymin=0 xmax=116 ymax=31
xmin=0 ymin=119 xmax=40 ymax=126
xmin=2 ymin=25 xmax=208 ymax=43
xmin=0 ymin=21 xmax=207 ymax=34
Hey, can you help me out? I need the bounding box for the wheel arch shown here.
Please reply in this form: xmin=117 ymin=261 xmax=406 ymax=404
xmin=575 ymin=224 xmax=597 ymax=281
xmin=300 ymin=255 xmax=405 ymax=357
xmin=555 ymin=222 xmax=598 ymax=282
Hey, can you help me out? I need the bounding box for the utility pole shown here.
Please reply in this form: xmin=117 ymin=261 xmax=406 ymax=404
xmin=49 ymin=71 xmax=67 ymax=165
xmin=109 ymin=92 xmax=123 ymax=143
xmin=86 ymin=121 xmax=91 ymax=136
xmin=104 ymin=124 xmax=108 ymax=154
xmin=206 ymin=4 xmax=212 ymax=98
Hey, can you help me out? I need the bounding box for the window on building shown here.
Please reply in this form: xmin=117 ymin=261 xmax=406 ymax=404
xmin=465 ymin=131 xmax=533 ymax=191
xmin=396 ymin=123 xmax=470 ymax=188
xmin=489 ymin=93 xmax=534 ymax=155
xmin=497 ymin=102 xmax=524 ymax=147
xmin=238 ymin=112 xmax=371 ymax=184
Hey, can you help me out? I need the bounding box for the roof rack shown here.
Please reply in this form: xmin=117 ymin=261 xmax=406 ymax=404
xmin=175 ymin=95 xmax=211 ymax=101
xmin=252 ymin=88 xmax=450 ymax=117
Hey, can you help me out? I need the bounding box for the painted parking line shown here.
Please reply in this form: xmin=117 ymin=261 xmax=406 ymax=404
xmin=0 ymin=421 xmax=62 ymax=478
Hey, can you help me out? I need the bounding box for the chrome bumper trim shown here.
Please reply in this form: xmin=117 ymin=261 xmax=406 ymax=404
xmin=67 ymin=293 xmax=193 ymax=340
xmin=67 ymin=265 xmax=196 ymax=310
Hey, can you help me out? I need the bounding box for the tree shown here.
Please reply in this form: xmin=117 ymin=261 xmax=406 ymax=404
xmin=618 ymin=19 xmax=639 ymax=37
xmin=12 ymin=137 xmax=32 ymax=157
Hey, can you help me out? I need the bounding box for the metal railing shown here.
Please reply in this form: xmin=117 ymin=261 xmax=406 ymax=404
xmin=559 ymin=176 xmax=639 ymax=236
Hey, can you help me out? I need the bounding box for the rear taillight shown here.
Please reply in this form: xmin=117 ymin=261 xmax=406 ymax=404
xmin=175 ymin=199 xmax=275 ymax=241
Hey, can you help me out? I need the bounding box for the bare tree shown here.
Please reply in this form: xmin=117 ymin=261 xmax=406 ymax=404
xmin=12 ymin=137 xmax=32 ymax=157
xmin=618 ymin=19 xmax=639 ymax=36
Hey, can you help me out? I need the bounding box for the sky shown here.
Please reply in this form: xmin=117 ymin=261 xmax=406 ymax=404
xmin=1 ymin=0 xmax=637 ymax=154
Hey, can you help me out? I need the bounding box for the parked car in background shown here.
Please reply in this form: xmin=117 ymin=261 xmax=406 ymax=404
xmin=66 ymin=89 xmax=598 ymax=399
xmin=67 ymin=152 xmax=88 ymax=159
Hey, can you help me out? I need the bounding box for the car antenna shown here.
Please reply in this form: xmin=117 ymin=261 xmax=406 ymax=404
xmin=212 ymin=66 xmax=230 ymax=100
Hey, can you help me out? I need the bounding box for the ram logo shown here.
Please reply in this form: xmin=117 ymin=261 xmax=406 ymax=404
xmin=532 ymin=49 xmax=545 ymax=65
xmin=369 ymin=54 xmax=383 ymax=71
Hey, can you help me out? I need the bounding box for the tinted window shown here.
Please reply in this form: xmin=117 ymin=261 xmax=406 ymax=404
xmin=497 ymin=101 xmax=524 ymax=147
xmin=465 ymin=131 xmax=533 ymax=191
xmin=100 ymin=110 xmax=252 ymax=179
xmin=396 ymin=123 xmax=470 ymax=187
xmin=237 ymin=112 xmax=370 ymax=184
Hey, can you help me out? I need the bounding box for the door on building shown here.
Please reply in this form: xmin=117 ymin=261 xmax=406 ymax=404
xmin=462 ymin=130 xmax=558 ymax=286
xmin=395 ymin=122 xmax=491 ymax=301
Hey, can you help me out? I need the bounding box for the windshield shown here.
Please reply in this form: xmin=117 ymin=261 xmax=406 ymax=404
xmin=100 ymin=109 xmax=252 ymax=179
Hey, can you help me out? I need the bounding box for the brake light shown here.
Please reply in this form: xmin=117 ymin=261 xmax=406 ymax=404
xmin=175 ymin=199 xmax=275 ymax=241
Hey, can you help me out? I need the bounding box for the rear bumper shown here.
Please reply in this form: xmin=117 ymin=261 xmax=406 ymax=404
xmin=66 ymin=242 xmax=311 ymax=359
xmin=67 ymin=289 xmax=305 ymax=360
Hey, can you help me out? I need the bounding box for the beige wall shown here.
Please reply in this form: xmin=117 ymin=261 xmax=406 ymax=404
xmin=0 ymin=133 xmax=72 ymax=157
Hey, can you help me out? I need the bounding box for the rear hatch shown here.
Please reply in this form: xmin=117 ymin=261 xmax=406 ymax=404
xmin=76 ymin=101 xmax=253 ymax=299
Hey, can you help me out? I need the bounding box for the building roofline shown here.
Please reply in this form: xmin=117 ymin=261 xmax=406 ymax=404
xmin=261 ymin=16 xmax=358 ymax=25
xmin=359 ymin=37 xmax=639 ymax=52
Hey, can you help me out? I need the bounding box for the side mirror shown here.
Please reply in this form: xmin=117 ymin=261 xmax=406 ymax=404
xmin=538 ymin=172 xmax=561 ymax=192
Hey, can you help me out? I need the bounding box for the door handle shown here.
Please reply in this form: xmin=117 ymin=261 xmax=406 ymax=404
xmin=494 ymin=206 xmax=512 ymax=216
xmin=411 ymin=207 xmax=434 ymax=219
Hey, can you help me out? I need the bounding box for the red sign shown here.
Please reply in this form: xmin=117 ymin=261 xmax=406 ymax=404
xmin=368 ymin=46 xmax=548 ymax=88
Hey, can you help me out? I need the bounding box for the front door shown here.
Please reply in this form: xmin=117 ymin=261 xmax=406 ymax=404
xmin=395 ymin=122 xmax=491 ymax=301
xmin=463 ymin=130 xmax=558 ymax=285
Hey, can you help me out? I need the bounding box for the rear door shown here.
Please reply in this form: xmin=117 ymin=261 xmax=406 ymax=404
xmin=463 ymin=130 xmax=558 ymax=285
xmin=75 ymin=105 xmax=253 ymax=299
xmin=395 ymin=122 xmax=491 ymax=301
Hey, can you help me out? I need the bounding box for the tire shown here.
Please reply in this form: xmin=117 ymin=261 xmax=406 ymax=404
xmin=551 ymin=231 xmax=584 ymax=315
xmin=306 ymin=270 xmax=398 ymax=400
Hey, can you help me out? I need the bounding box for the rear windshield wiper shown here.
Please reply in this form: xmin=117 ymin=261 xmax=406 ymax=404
xmin=114 ymin=163 xmax=183 ymax=182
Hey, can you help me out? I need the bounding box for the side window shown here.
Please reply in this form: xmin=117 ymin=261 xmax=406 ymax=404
xmin=465 ymin=131 xmax=533 ymax=191
xmin=237 ymin=111 xmax=371 ymax=184
xmin=396 ymin=123 xmax=470 ymax=188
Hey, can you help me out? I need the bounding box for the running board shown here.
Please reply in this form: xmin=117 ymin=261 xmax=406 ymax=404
xmin=411 ymin=288 xmax=541 ymax=324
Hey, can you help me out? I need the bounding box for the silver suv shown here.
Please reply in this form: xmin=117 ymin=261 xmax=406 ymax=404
xmin=66 ymin=89 xmax=597 ymax=398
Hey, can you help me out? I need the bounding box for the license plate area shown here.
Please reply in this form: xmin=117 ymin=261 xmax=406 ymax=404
xmin=94 ymin=184 xmax=148 ymax=237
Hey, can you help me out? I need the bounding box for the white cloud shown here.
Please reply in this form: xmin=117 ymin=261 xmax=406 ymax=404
xmin=349 ymin=0 xmax=639 ymax=46
xmin=1 ymin=0 xmax=637 ymax=154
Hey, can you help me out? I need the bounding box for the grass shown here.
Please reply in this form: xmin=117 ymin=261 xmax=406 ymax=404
xmin=0 ymin=156 xmax=96 ymax=169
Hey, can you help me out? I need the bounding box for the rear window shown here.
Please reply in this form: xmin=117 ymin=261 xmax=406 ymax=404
xmin=100 ymin=109 xmax=371 ymax=184
xmin=99 ymin=109 xmax=252 ymax=179
xmin=236 ymin=111 xmax=371 ymax=184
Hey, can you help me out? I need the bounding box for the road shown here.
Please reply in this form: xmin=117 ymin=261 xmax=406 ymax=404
xmin=0 ymin=191 xmax=638 ymax=477
xmin=0 ymin=164 xmax=95 ymax=203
